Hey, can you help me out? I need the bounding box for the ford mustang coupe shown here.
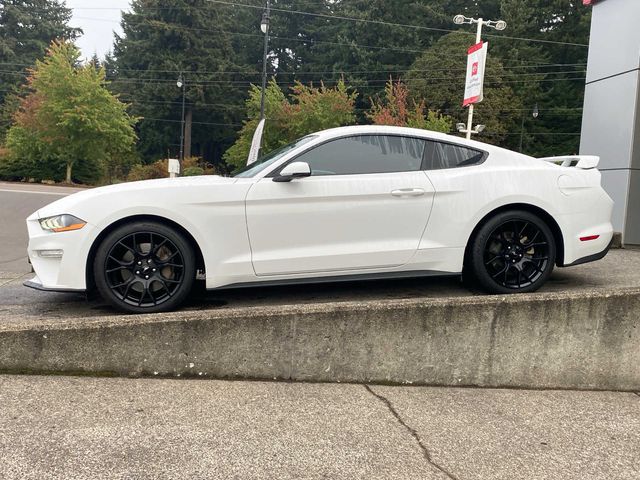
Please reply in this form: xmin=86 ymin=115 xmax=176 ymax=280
xmin=25 ymin=125 xmax=614 ymax=313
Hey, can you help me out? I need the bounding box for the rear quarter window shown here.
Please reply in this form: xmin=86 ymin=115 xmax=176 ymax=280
xmin=423 ymin=140 xmax=486 ymax=170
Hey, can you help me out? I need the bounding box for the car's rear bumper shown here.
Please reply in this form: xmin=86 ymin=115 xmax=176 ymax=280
xmin=562 ymin=237 xmax=613 ymax=267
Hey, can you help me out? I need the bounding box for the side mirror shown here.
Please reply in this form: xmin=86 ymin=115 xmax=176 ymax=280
xmin=273 ymin=161 xmax=312 ymax=182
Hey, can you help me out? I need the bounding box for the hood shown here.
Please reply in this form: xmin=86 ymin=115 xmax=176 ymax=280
xmin=34 ymin=175 xmax=237 ymax=220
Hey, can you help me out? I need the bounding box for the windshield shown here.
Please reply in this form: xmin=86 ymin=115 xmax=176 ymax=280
xmin=233 ymin=135 xmax=317 ymax=178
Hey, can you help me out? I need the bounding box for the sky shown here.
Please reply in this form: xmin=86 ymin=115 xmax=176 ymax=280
xmin=66 ymin=0 xmax=131 ymax=60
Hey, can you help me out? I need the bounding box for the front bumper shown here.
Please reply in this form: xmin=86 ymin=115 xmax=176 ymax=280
xmin=26 ymin=214 xmax=95 ymax=291
xmin=24 ymin=275 xmax=85 ymax=293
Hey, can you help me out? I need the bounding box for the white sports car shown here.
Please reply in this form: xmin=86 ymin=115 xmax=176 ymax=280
xmin=25 ymin=125 xmax=614 ymax=313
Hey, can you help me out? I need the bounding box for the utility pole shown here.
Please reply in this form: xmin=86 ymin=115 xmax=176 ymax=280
xmin=453 ymin=15 xmax=507 ymax=139
xmin=177 ymin=73 xmax=186 ymax=171
xmin=519 ymin=104 xmax=539 ymax=153
xmin=259 ymin=0 xmax=271 ymax=120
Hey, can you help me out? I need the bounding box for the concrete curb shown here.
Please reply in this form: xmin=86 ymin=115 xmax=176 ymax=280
xmin=1 ymin=287 xmax=639 ymax=390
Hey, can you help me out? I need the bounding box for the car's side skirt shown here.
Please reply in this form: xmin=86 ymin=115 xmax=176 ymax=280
xmin=210 ymin=270 xmax=461 ymax=291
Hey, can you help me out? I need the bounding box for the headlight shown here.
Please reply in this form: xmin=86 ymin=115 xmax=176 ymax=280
xmin=39 ymin=214 xmax=87 ymax=233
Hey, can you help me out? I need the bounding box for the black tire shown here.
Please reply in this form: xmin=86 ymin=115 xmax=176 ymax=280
xmin=94 ymin=221 xmax=196 ymax=313
xmin=468 ymin=210 xmax=556 ymax=294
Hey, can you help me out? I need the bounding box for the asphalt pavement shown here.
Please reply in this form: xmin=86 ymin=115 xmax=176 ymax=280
xmin=0 ymin=182 xmax=85 ymax=274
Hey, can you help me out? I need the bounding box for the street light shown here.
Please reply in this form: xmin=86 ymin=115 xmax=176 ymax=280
xmin=177 ymin=73 xmax=186 ymax=171
xmin=457 ymin=123 xmax=486 ymax=135
xmin=259 ymin=0 xmax=271 ymax=120
xmin=453 ymin=14 xmax=507 ymax=140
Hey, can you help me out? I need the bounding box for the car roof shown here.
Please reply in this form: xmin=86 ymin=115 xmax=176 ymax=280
xmin=313 ymin=125 xmax=507 ymax=156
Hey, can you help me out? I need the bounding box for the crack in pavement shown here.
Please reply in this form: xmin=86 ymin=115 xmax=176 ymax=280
xmin=0 ymin=271 xmax=31 ymax=288
xmin=364 ymin=385 xmax=460 ymax=480
xmin=634 ymin=392 xmax=640 ymax=398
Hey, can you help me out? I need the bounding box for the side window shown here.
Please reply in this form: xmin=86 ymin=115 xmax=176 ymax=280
xmin=292 ymin=135 xmax=426 ymax=176
xmin=423 ymin=140 xmax=485 ymax=170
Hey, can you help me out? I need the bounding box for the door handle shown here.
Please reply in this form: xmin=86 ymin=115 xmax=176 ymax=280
xmin=391 ymin=188 xmax=425 ymax=197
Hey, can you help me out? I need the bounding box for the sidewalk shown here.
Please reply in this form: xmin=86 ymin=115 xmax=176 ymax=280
xmin=1 ymin=375 xmax=638 ymax=480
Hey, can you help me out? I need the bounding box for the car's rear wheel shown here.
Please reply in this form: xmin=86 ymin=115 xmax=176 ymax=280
xmin=469 ymin=210 xmax=556 ymax=294
xmin=94 ymin=221 xmax=195 ymax=313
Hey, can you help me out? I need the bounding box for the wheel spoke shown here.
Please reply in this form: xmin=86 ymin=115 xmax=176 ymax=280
xmin=526 ymin=242 xmax=548 ymax=248
xmin=108 ymin=255 xmax=133 ymax=267
xmin=159 ymin=279 xmax=173 ymax=297
xmin=491 ymin=265 xmax=508 ymax=279
xmin=159 ymin=262 xmax=184 ymax=268
xmin=106 ymin=265 xmax=129 ymax=274
xmin=157 ymin=250 xmax=180 ymax=264
xmin=485 ymin=256 xmax=501 ymax=266
xmin=525 ymin=260 xmax=545 ymax=274
xmin=153 ymin=238 xmax=168 ymax=255
xmin=524 ymin=231 xmax=540 ymax=246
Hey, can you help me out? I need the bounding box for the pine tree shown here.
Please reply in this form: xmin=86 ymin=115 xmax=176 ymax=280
xmin=112 ymin=0 xmax=245 ymax=165
xmin=0 ymin=0 xmax=79 ymax=138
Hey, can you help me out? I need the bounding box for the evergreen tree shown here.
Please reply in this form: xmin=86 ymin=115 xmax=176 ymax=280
xmin=406 ymin=32 xmax=523 ymax=146
xmin=112 ymin=0 xmax=245 ymax=164
xmin=0 ymin=0 xmax=79 ymax=138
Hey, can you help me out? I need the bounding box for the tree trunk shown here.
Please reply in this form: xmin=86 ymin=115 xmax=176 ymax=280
xmin=66 ymin=161 xmax=72 ymax=184
xmin=184 ymin=108 xmax=193 ymax=160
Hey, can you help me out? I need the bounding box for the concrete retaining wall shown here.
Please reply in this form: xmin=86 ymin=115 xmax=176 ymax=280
xmin=1 ymin=288 xmax=639 ymax=390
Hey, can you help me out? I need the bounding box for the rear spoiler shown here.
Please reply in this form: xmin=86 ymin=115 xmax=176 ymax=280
xmin=539 ymin=155 xmax=600 ymax=169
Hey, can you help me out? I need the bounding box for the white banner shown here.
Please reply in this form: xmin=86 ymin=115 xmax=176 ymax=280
xmin=247 ymin=118 xmax=266 ymax=166
xmin=463 ymin=41 xmax=488 ymax=107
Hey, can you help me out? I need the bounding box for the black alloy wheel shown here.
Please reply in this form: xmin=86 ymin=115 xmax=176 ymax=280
xmin=94 ymin=221 xmax=195 ymax=313
xmin=469 ymin=210 xmax=556 ymax=294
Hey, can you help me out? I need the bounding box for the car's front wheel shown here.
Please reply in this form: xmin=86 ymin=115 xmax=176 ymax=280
xmin=94 ymin=221 xmax=196 ymax=313
xmin=469 ymin=210 xmax=556 ymax=294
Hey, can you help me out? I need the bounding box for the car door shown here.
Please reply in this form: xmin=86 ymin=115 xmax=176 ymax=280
xmin=245 ymin=134 xmax=436 ymax=276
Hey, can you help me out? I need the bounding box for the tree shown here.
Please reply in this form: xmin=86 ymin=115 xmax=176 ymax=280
xmin=224 ymin=78 xmax=357 ymax=169
xmin=367 ymin=79 xmax=452 ymax=132
xmin=0 ymin=0 xmax=79 ymax=138
xmin=112 ymin=0 xmax=247 ymax=165
xmin=406 ymin=33 xmax=523 ymax=146
xmin=2 ymin=41 xmax=137 ymax=183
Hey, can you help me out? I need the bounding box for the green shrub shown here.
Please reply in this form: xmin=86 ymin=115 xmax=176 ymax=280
xmin=126 ymin=160 xmax=168 ymax=182
xmin=183 ymin=166 xmax=204 ymax=176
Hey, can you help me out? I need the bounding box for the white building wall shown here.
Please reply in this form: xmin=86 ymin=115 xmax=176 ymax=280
xmin=580 ymin=0 xmax=640 ymax=244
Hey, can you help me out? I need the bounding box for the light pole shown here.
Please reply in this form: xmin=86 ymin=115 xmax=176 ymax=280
xmin=519 ymin=103 xmax=539 ymax=153
xmin=260 ymin=0 xmax=270 ymax=120
xmin=176 ymin=73 xmax=186 ymax=171
xmin=453 ymin=14 xmax=506 ymax=140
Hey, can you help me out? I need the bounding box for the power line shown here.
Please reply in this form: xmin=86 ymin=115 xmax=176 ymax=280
xmin=0 ymin=60 xmax=588 ymax=76
xmin=68 ymin=2 xmax=589 ymax=47
xmin=141 ymin=117 xmax=242 ymax=127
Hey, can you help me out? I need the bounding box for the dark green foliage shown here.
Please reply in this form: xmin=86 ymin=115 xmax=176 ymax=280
xmin=0 ymin=0 xmax=80 ymax=139
xmin=0 ymin=0 xmax=594 ymax=179
xmin=112 ymin=0 xmax=248 ymax=165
